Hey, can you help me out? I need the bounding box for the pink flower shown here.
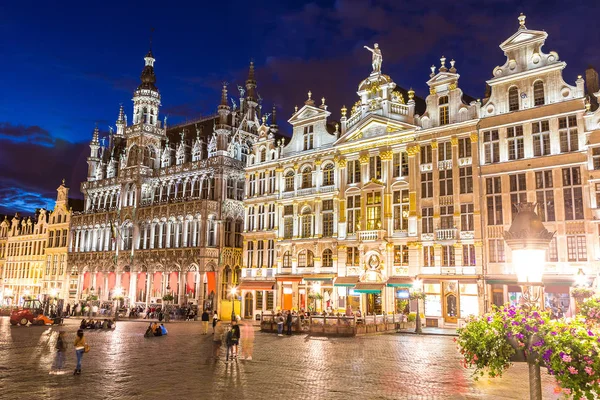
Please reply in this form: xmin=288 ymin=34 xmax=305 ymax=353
xmin=585 ymin=366 xmax=594 ymax=376
xmin=562 ymin=354 xmax=572 ymax=363
xmin=568 ymin=366 xmax=578 ymax=375
xmin=564 ymin=388 xmax=571 ymax=395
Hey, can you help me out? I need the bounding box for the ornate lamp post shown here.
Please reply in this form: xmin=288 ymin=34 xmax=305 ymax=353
xmin=504 ymin=203 xmax=554 ymax=400
xmin=230 ymin=287 xmax=238 ymax=321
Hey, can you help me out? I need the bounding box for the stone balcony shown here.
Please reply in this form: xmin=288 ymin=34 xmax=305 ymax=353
xmin=420 ymin=266 xmax=477 ymax=275
xmin=435 ymin=228 xmax=457 ymax=241
xmin=241 ymin=268 xmax=277 ymax=279
xmin=358 ymin=230 xmax=386 ymax=241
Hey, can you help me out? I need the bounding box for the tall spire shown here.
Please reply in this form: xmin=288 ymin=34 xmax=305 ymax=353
xmin=116 ymin=105 xmax=125 ymax=135
xmin=271 ymin=106 xmax=277 ymax=127
xmin=245 ymin=61 xmax=257 ymax=101
xmin=91 ymin=125 xmax=99 ymax=144
xmin=218 ymin=82 xmax=231 ymax=126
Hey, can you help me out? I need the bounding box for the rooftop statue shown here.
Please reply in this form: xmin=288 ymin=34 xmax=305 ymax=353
xmin=364 ymin=43 xmax=382 ymax=73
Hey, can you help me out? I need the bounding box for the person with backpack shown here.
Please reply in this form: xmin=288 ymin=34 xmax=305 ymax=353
xmin=73 ymin=329 xmax=88 ymax=375
xmin=276 ymin=312 xmax=284 ymax=337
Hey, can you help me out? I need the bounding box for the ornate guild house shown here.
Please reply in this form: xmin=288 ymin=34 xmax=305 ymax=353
xmin=240 ymin=14 xmax=600 ymax=327
xmin=68 ymin=48 xmax=276 ymax=318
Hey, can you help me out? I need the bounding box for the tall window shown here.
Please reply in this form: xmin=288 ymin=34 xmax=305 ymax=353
xmin=322 ymin=200 xmax=334 ymax=237
xmin=366 ymin=191 xmax=382 ymax=230
xmin=248 ymin=174 xmax=256 ymax=196
xmin=303 ymin=125 xmax=314 ymax=150
xmin=347 ymin=160 xmax=361 ymax=184
xmin=247 ymin=241 xmax=254 ymax=267
xmin=298 ymin=250 xmax=314 ymax=268
xmin=285 ymin=171 xmax=294 ymax=192
xmin=567 ymin=235 xmax=587 ymax=262
xmin=301 ymin=167 xmax=312 ymax=188
xmin=483 ymin=130 xmax=500 ymax=163
xmin=463 ymin=245 xmax=476 ymax=266
xmin=393 ymin=152 xmax=409 ymax=177
xmin=559 ymin=115 xmax=578 ymax=153
xmin=247 ymin=206 xmax=255 ymax=231
xmin=536 ymin=170 xmax=555 ymax=222
xmin=420 ymin=145 xmax=432 ymax=164
xmin=440 ymin=205 xmax=454 ymax=229
xmin=322 ymin=164 xmax=334 ymax=186
xmin=509 ymin=173 xmax=527 ymax=220
xmin=461 ymin=203 xmax=474 ymax=231
xmin=458 ymin=137 xmax=471 ymax=159
xmin=563 ymin=167 xmax=584 ymax=220
xmin=282 ymin=251 xmax=291 ymax=268
xmin=393 ymin=245 xmax=409 ymax=265
xmin=207 ymin=219 xmax=216 ymax=247
xmin=369 ymin=155 xmax=382 ymax=180
xmin=267 ymin=240 xmax=274 ymax=268
xmin=459 ymin=166 xmax=473 ymax=194
xmin=488 ymin=239 xmax=505 ymax=263
xmin=322 ymin=249 xmax=333 ymax=268
xmin=421 ymin=172 xmax=433 ymax=198
xmin=507 ymin=126 xmax=524 ymax=160
xmin=257 ymin=205 xmax=265 ymax=230
xmin=347 ymin=195 xmax=361 ymax=234
xmin=439 ymin=169 xmax=453 ymax=196
xmin=486 ymin=177 xmax=503 ymax=225
xmin=393 ymin=190 xmax=409 ymax=232
xmin=283 ymin=216 xmax=293 ymax=239
xmin=533 ymin=81 xmax=545 ymax=106
xmin=508 ymin=86 xmax=519 ymax=111
xmin=257 ymin=240 xmax=264 ymax=267
xmin=268 ymin=171 xmax=276 ymax=193
xmin=258 ymin=172 xmax=266 ymax=195
xmin=422 ymin=246 xmax=434 ymax=267
xmin=347 ymin=247 xmax=359 ymax=266
xmin=593 ymin=148 xmax=600 ymax=170
xmin=532 ymin=120 xmax=550 ymax=156
xmin=547 ymin=237 xmax=558 ymax=262
xmin=267 ymin=204 xmax=276 ymax=230
xmin=301 ymin=208 xmax=312 ymax=238
xmin=422 ymin=207 xmax=433 ymax=234
xmin=438 ymin=141 xmax=452 ymax=162
xmin=441 ymin=245 xmax=455 ymax=267
xmin=439 ymin=96 xmax=449 ymax=126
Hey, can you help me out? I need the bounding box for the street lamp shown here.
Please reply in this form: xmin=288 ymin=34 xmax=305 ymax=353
xmin=411 ymin=278 xmax=423 ymax=334
xmin=574 ymin=268 xmax=587 ymax=287
xmin=230 ymin=287 xmax=238 ymax=321
xmin=504 ymin=202 xmax=554 ymax=400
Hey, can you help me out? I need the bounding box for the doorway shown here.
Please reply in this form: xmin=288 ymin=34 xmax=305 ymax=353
xmin=443 ymin=281 xmax=458 ymax=324
xmin=244 ymin=293 xmax=253 ymax=319
xmin=366 ymin=292 xmax=382 ymax=315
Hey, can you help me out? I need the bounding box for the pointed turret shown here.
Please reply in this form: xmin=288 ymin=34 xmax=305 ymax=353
xmin=132 ymin=47 xmax=162 ymax=130
xmin=116 ymin=105 xmax=125 ymax=135
xmin=216 ymin=83 xmax=232 ymax=154
xmin=246 ymin=61 xmax=257 ymax=101
xmin=87 ymin=126 xmax=101 ymax=181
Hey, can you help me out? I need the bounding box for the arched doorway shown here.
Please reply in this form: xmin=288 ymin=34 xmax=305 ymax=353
xmin=244 ymin=293 xmax=253 ymax=319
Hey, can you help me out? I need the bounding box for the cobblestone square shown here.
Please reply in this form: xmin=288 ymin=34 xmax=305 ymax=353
xmin=0 ymin=317 xmax=562 ymax=400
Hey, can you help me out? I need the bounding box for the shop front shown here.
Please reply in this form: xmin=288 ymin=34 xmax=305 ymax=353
xmin=303 ymin=275 xmax=335 ymax=313
xmin=422 ymin=279 xmax=479 ymax=328
xmin=333 ymin=276 xmax=359 ymax=313
xmin=276 ymin=276 xmax=302 ymax=312
xmin=238 ymin=280 xmax=276 ymax=319
xmin=354 ymin=282 xmax=386 ymax=315
xmin=386 ymin=277 xmax=413 ymax=314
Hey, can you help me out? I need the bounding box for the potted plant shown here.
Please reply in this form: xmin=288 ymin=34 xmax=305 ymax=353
xmin=572 ymin=287 xmax=594 ymax=300
xmin=579 ymin=296 xmax=600 ymax=326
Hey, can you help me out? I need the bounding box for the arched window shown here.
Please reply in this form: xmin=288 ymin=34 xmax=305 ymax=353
xmin=301 ymin=208 xmax=312 ymax=238
xmin=260 ymin=149 xmax=266 ymax=163
xmin=323 ymin=164 xmax=334 ymax=186
xmin=508 ymin=87 xmax=519 ymax=112
xmin=150 ymin=109 xmax=155 ymax=125
xmin=285 ymin=171 xmax=295 ymax=192
xmin=301 ymin=167 xmax=312 ymax=188
xmin=322 ymin=249 xmax=333 ymax=268
xmin=224 ymin=218 xmax=232 ymax=247
xmin=283 ymin=251 xmax=291 ymax=268
xmin=298 ymin=250 xmax=314 ymax=268
xmin=143 ymin=107 xmax=149 ymax=124
xmin=533 ymin=81 xmax=545 ymax=106
xmin=439 ymin=96 xmax=449 ymax=126
xmin=207 ymin=218 xmax=216 ymax=247
xmin=127 ymin=145 xmax=139 ymax=167
xmin=233 ymin=266 xmax=241 ymax=285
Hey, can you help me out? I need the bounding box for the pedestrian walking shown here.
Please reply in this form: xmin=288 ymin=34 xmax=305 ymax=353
xmin=212 ymin=311 xmax=218 ymax=334
xmin=230 ymin=319 xmax=240 ymax=358
xmin=276 ymin=312 xmax=284 ymax=336
xmin=286 ymin=311 xmax=293 ymax=335
xmin=213 ymin=321 xmax=224 ymax=360
xmin=50 ymin=331 xmax=67 ymax=375
xmin=225 ymin=326 xmax=234 ymax=363
xmin=201 ymin=310 xmax=210 ymax=334
xmin=73 ymin=329 xmax=88 ymax=375
xmin=240 ymin=320 xmax=254 ymax=361
xmin=65 ymin=303 xmax=71 ymax=317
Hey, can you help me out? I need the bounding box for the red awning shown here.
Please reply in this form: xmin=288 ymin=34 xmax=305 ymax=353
xmin=276 ymin=275 xmax=303 ymax=282
xmin=238 ymin=280 xmax=276 ymax=291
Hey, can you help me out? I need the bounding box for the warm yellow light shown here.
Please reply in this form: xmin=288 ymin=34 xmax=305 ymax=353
xmin=50 ymin=288 xmax=58 ymax=297
xmin=575 ymin=268 xmax=587 ymax=287
xmin=311 ymin=282 xmax=321 ymax=293
xmin=5 ymin=288 xmax=13 ymax=297
xmin=513 ymin=249 xmax=545 ymax=284
xmin=113 ymin=287 xmax=123 ymax=297
xmin=413 ymin=278 xmax=422 ymax=290
xmin=230 ymin=287 xmax=237 ymax=296
xmin=24 ymin=289 xmax=31 ymax=296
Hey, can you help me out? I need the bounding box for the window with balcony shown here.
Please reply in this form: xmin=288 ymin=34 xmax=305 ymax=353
xmin=441 ymin=245 xmax=455 ymax=267
xmin=461 ymin=203 xmax=474 ymax=231
xmin=535 ymin=170 xmax=555 ymax=222
xmin=347 ymin=195 xmax=361 ymax=234
xmin=533 ymin=81 xmax=545 ymax=106
xmin=438 ymin=141 xmax=452 ymax=162
xmin=508 ymin=86 xmax=519 ymax=111
xmin=322 ymin=249 xmax=333 ymax=268
xmin=369 ymin=155 xmax=382 ymax=180
xmin=488 ymin=239 xmax=505 ymax=263
xmin=323 ymin=164 xmax=334 ymax=186
xmin=439 ymin=169 xmax=453 ymax=196
xmin=285 ymin=171 xmax=294 ymax=192
xmin=421 ymin=172 xmax=433 ymax=198
xmin=507 ymin=125 xmax=524 ymax=160
xmin=301 ymin=208 xmax=312 ymax=238
xmin=422 ymin=207 xmax=433 ymax=234
xmin=559 ymin=116 xmax=578 ymax=153
xmin=246 ymin=242 xmax=254 ymax=267
xmin=298 ymin=250 xmax=314 ymax=268
xmin=366 ymin=191 xmax=382 ymax=230
xmin=303 ymin=125 xmax=314 ymax=150
xmin=347 ymin=247 xmax=359 ymax=266
xmin=440 ymin=205 xmax=454 ymax=229
xmin=486 ymin=177 xmax=503 ymax=225
xmin=532 ymin=120 xmax=550 ymax=156
xmin=301 ymin=167 xmax=312 ymax=188
xmin=483 ymin=130 xmax=500 ymax=163
xmin=459 ymin=166 xmax=472 ymax=194
xmin=439 ymin=96 xmax=449 ymax=126
xmin=562 ymin=166 xmax=583 ymax=220
xmin=283 ymin=251 xmax=291 ymax=268
xmin=347 ymin=160 xmax=361 ymax=184
xmin=420 ymin=145 xmax=432 ymax=164
xmin=393 ymin=190 xmax=409 ymax=232
xmin=509 ymin=173 xmax=527 ymax=220
xmin=393 ymin=152 xmax=409 ymax=177
xmin=567 ymin=235 xmax=587 ymax=262
xmin=393 ymin=245 xmax=409 ymax=266
xmin=463 ymin=244 xmax=476 ymax=266
xmin=423 ymin=246 xmax=435 ymax=267
xmin=458 ymin=137 xmax=471 ymax=158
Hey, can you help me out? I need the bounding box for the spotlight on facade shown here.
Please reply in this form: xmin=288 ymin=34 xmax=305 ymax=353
xmin=575 ymin=268 xmax=587 ymax=287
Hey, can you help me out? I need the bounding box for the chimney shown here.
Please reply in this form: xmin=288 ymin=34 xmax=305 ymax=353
xmin=586 ymin=65 xmax=599 ymax=109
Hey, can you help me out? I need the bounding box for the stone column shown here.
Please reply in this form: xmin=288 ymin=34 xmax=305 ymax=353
xmin=407 ymin=144 xmax=420 ymax=237
xmin=380 ymin=150 xmax=394 ymax=234
xmin=129 ymin=272 xmax=137 ymax=303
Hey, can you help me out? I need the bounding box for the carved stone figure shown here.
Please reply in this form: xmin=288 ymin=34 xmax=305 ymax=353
xmin=364 ymin=43 xmax=382 ymax=73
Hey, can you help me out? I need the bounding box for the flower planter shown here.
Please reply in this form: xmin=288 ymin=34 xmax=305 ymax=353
xmin=376 ymin=323 xmax=387 ymax=332
xmin=366 ymin=325 xmax=376 ymax=334
xmin=356 ymin=325 xmax=367 ymax=335
xmin=337 ymin=325 xmax=356 ymax=336
xmin=323 ymin=324 xmax=338 ymax=335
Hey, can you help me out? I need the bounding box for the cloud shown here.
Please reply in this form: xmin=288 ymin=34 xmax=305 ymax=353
xmin=0 ymin=122 xmax=54 ymax=145
xmin=0 ymin=187 xmax=55 ymax=216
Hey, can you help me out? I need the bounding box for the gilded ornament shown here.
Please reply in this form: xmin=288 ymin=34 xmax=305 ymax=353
xmin=408 ymin=88 xmax=415 ymax=100
xmin=358 ymin=154 xmax=370 ymax=165
xmin=337 ymin=158 xmax=347 ymax=168
xmin=473 ymin=241 xmax=483 ymax=247
xmin=406 ymin=144 xmax=420 ymax=156
xmin=315 ymin=159 xmax=322 ymax=166
xmin=430 ymin=140 xmax=438 ymax=149
xmin=429 ymin=87 xmax=436 ymax=95
xmin=450 ymin=136 xmax=459 ymax=146
xmin=449 ymin=83 xmax=457 ymax=91
xmin=469 ymin=133 xmax=479 ymax=143
xmin=379 ymin=150 xmax=393 ymax=161
xmin=341 ymin=105 xmax=347 ymax=117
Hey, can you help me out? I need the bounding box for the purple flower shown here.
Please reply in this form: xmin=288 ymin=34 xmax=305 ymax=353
xmin=551 ymin=331 xmax=557 ymax=336
xmin=512 ymin=321 xmax=519 ymax=326
xmin=516 ymin=333 xmax=524 ymax=339
xmin=533 ymin=326 xmax=539 ymax=332
xmin=588 ymin=330 xmax=595 ymax=337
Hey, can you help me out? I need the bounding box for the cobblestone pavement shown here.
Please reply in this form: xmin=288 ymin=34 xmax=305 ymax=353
xmin=0 ymin=317 xmax=561 ymax=400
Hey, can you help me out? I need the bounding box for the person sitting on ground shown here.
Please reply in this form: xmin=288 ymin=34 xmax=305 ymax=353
xmin=144 ymin=323 xmax=153 ymax=338
xmin=160 ymin=323 xmax=168 ymax=335
xmin=80 ymin=319 xmax=87 ymax=330
xmin=111 ymin=318 xmax=116 ymax=329
xmin=102 ymin=319 xmax=109 ymax=329
xmin=154 ymin=322 xmax=163 ymax=337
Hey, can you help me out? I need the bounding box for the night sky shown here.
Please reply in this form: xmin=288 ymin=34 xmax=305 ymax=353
xmin=1 ymin=0 xmax=599 ymax=215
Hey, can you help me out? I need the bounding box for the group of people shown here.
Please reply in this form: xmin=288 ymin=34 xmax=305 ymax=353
xmin=144 ymin=322 xmax=168 ymax=337
xmin=213 ymin=318 xmax=251 ymax=362
xmin=79 ymin=318 xmax=116 ymax=330
xmin=50 ymin=329 xmax=89 ymax=375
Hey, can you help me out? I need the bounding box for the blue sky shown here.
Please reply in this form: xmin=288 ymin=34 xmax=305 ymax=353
xmin=1 ymin=0 xmax=599 ymax=215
